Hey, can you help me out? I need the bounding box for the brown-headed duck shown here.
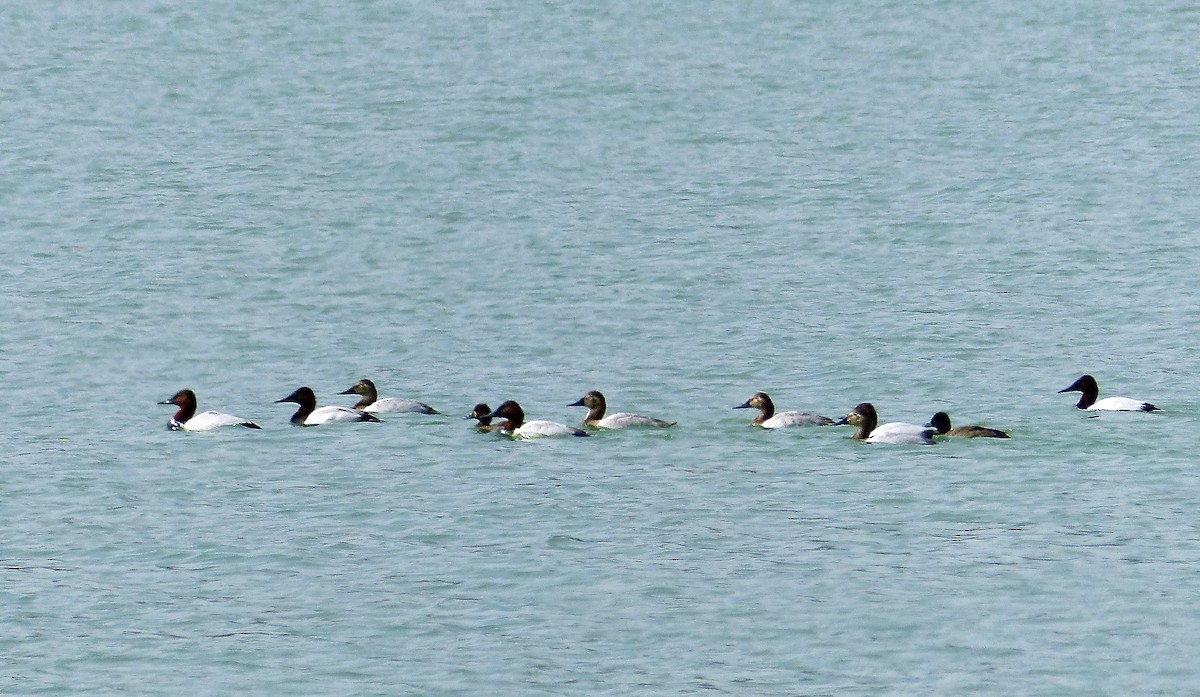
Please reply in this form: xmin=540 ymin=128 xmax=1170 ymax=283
xmin=158 ymin=389 xmax=261 ymax=431
xmin=338 ymin=378 xmax=438 ymax=414
xmin=568 ymin=390 xmax=675 ymax=429
xmin=835 ymin=402 xmax=935 ymax=444
xmin=734 ymin=392 xmax=832 ymax=428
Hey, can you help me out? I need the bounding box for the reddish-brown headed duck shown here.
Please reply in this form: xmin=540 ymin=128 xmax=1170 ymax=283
xmin=482 ymin=401 xmax=589 ymax=438
xmin=158 ymin=389 xmax=261 ymax=432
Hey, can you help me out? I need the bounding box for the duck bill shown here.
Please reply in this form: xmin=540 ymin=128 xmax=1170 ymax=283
xmin=733 ymin=401 xmax=752 ymax=410
xmin=568 ymin=397 xmax=586 ymax=407
xmin=1057 ymin=386 xmax=1075 ymax=394
xmin=834 ymin=416 xmax=850 ymax=425
xmin=157 ymin=398 xmax=174 ymax=405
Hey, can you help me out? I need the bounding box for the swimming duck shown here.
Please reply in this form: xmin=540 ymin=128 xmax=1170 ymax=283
xmin=1058 ymin=374 xmax=1160 ymax=412
xmin=927 ymin=411 xmax=1009 ymax=439
xmin=158 ymin=389 xmax=261 ymax=431
xmin=482 ymin=401 xmax=589 ymax=438
xmin=338 ymin=378 xmax=438 ymax=414
xmin=568 ymin=390 xmax=675 ymax=429
xmin=836 ymin=403 xmax=935 ymax=444
xmin=466 ymin=403 xmax=502 ymax=432
xmin=734 ymin=392 xmax=833 ymax=427
xmin=276 ymin=386 xmax=383 ymax=425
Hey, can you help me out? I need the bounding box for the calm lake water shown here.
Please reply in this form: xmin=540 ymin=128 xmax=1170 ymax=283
xmin=5 ymin=1 xmax=1200 ymax=694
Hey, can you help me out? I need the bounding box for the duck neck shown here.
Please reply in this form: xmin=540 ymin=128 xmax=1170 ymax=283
xmin=501 ymin=410 xmax=524 ymax=431
xmin=852 ymin=413 xmax=877 ymax=440
xmin=755 ymin=396 xmax=775 ymax=424
xmin=584 ymin=404 xmax=606 ymax=426
xmin=354 ymin=385 xmax=378 ymax=410
xmin=290 ymin=403 xmax=314 ymax=424
xmin=174 ymin=403 xmax=196 ymax=423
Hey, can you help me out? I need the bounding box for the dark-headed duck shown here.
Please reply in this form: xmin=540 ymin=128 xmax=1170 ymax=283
xmin=1058 ymin=374 xmax=1160 ymax=412
xmin=927 ymin=411 xmax=1009 ymax=439
xmin=158 ymin=389 xmax=261 ymax=431
xmin=466 ymin=403 xmax=502 ymax=432
xmin=276 ymin=386 xmax=383 ymax=425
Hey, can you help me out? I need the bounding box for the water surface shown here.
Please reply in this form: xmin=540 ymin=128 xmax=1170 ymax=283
xmin=5 ymin=1 xmax=1200 ymax=694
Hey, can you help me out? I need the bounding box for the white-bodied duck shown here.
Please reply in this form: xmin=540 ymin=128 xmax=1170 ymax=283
xmin=276 ymin=386 xmax=383 ymax=425
xmin=1058 ymin=374 xmax=1160 ymax=412
xmin=483 ymin=401 xmax=589 ymax=439
xmin=927 ymin=411 xmax=1009 ymax=439
xmin=837 ymin=402 xmax=935 ymax=445
xmin=159 ymin=389 xmax=261 ymax=432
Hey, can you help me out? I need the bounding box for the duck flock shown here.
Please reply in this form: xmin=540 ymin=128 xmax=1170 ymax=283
xmin=159 ymin=373 xmax=1161 ymax=444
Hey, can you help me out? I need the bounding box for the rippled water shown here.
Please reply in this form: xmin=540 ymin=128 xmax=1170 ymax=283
xmin=6 ymin=1 xmax=1200 ymax=694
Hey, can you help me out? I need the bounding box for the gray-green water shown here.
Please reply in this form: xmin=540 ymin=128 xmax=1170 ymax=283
xmin=6 ymin=1 xmax=1200 ymax=694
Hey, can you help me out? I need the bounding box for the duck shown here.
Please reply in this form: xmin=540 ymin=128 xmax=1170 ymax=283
xmin=568 ymin=390 xmax=675 ymax=429
xmin=482 ymin=401 xmax=589 ymax=438
xmin=338 ymin=378 xmax=438 ymax=414
xmin=276 ymin=386 xmax=383 ymax=425
xmin=836 ymin=403 xmax=935 ymax=444
xmin=927 ymin=411 xmax=1009 ymax=439
xmin=734 ymin=392 xmax=833 ymax=428
xmin=1058 ymin=374 xmax=1160 ymax=412
xmin=466 ymin=403 xmax=502 ymax=432
xmin=158 ymin=389 xmax=261 ymax=431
